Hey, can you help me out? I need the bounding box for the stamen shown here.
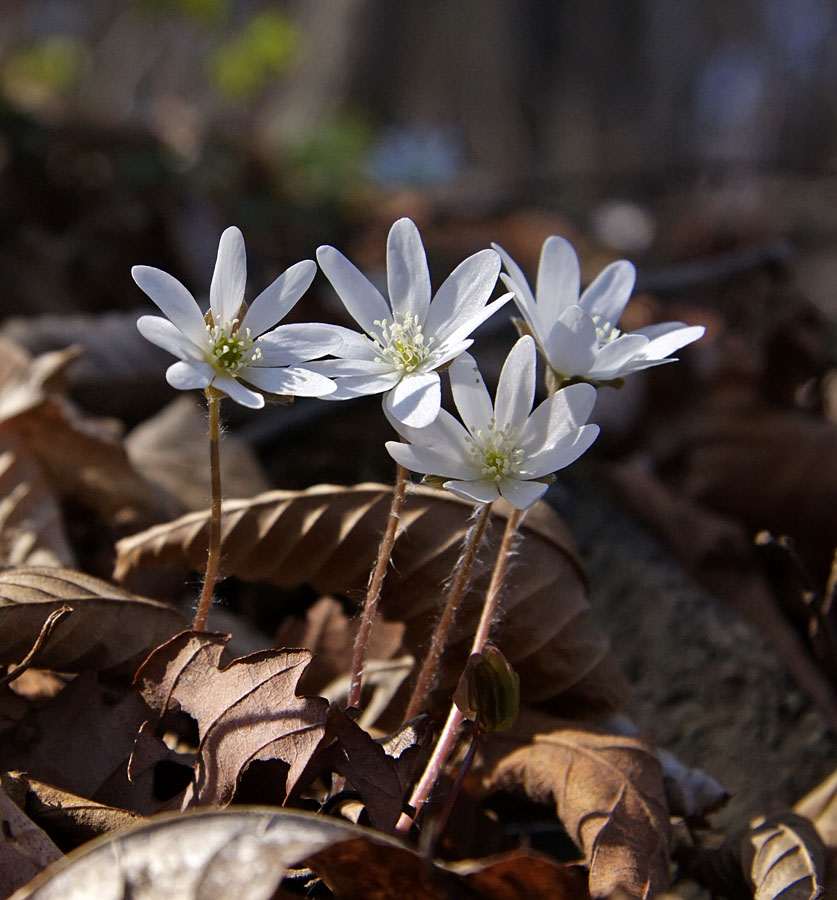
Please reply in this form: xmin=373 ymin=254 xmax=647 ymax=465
xmin=369 ymin=314 xmax=434 ymax=373
xmin=206 ymin=319 xmax=262 ymax=375
xmin=591 ymin=314 xmax=621 ymax=346
xmin=468 ymin=420 xmax=524 ymax=482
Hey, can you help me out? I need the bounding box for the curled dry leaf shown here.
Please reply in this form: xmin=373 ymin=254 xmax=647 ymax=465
xmin=0 ymin=787 xmax=62 ymax=899
xmin=115 ymin=484 xmax=627 ymax=717
xmin=0 ymin=568 xmax=185 ymax=675
xmin=134 ymin=631 xmax=330 ymax=807
xmin=481 ymin=709 xmax=670 ymax=900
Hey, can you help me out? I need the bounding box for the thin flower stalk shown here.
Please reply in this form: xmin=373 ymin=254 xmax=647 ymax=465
xmin=403 ymin=501 xmax=493 ymax=720
xmin=193 ymin=387 xmax=223 ymax=631
xmin=347 ymin=463 xmax=410 ymax=710
xmin=397 ymin=507 xmax=525 ymax=834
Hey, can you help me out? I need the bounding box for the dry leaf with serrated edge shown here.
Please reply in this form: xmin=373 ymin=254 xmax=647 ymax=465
xmin=115 ymin=484 xmax=626 ymax=718
xmin=481 ymin=708 xmax=669 ymax=900
xmin=134 ymin=631 xmax=329 ymax=807
xmin=0 ymin=568 xmax=185 ymax=675
xmin=0 ymin=787 xmax=62 ymax=898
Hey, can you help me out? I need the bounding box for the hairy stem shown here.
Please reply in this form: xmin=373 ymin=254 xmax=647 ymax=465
xmin=404 ymin=502 xmax=492 ymax=720
xmin=347 ymin=463 xmax=409 ymax=710
xmin=193 ymin=388 xmax=222 ymax=631
xmin=397 ymin=507 xmax=525 ymax=834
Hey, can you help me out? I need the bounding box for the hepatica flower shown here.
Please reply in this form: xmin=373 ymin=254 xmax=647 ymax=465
xmin=494 ymin=236 xmax=705 ymax=389
xmin=385 ymin=336 xmax=599 ymax=510
xmin=311 ymin=217 xmax=511 ymax=427
xmin=133 ymin=226 xmax=338 ymax=408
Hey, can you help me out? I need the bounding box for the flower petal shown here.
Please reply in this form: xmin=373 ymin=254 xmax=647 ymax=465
xmin=241 ymin=365 xmax=336 ymax=397
xmin=137 ymin=315 xmax=204 ymax=361
xmin=632 ymin=323 xmax=705 ymax=360
xmin=132 ymin=266 xmax=206 ymax=344
xmin=536 ymin=236 xmax=580 ymax=317
xmin=449 ymin=352 xmax=494 ymax=435
xmin=494 ymin=336 xmax=536 ymax=431
xmin=210 ymin=226 xmax=247 ymax=324
xmin=492 ymin=242 xmax=536 ymax=312
xmin=498 ymin=478 xmax=548 ymax=510
xmin=543 ymin=307 xmax=597 ymax=379
xmin=424 ymin=248 xmax=501 ymax=342
xmin=165 ymin=360 xmax=214 ymax=390
xmin=442 ymin=479 xmax=500 ymax=505
xmin=312 ymin=371 xmax=403 ymax=400
xmin=587 ymin=333 xmax=649 ymax=380
xmin=317 ymin=245 xmax=391 ymax=333
xmin=385 ymin=440 xmax=476 ymax=481
xmin=241 ymin=260 xmax=317 ymax=337
xmin=385 ymin=371 xmax=441 ymax=427
xmin=519 ymin=423 xmax=599 ymax=478
xmin=252 ymin=323 xmax=346 ymax=366
xmin=501 ymin=273 xmax=546 ymax=343
xmin=437 ymin=293 xmax=513 ymax=350
xmin=306 ymin=358 xmax=395 ymax=377
xmin=579 ymin=259 xmax=635 ymax=325
xmin=520 ymin=382 xmax=598 ymax=455
xmin=211 ymin=372 xmax=265 ymax=408
xmin=387 ymin=218 xmax=431 ymax=323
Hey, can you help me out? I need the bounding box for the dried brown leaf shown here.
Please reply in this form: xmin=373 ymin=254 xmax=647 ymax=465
xmin=0 ymin=672 xmax=149 ymax=806
xmin=451 ymin=851 xmax=590 ymax=899
xmin=482 ymin=708 xmax=670 ymax=900
xmin=134 ymin=631 xmax=330 ymax=806
xmin=0 ymin=787 xmax=62 ymax=898
xmin=0 ymin=772 xmax=139 ymax=852
xmin=743 ymin=813 xmax=826 ymax=900
xmin=0 ymin=433 xmax=73 ymax=568
xmin=795 ymin=768 xmax=837 ymax=849
xmin=116 ymin=484 xmax=626 ymax=717
xmin=0 ymin=567 xmax=185 ymax=675
xmin=125 ymin=395 xmax=270 ymax=512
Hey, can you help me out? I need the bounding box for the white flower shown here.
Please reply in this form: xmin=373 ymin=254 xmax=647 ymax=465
xmin=385 ymin=336 xmax=599 ymax=510
xmin=133 ymin=226 xmax=339 ymax=408
xmin=310 ymin=217 xmax=511 ymax=428
xmin=493 ymin=236 xmax=705 ymax=387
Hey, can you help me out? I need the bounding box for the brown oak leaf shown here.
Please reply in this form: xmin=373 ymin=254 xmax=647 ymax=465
xmin=133 ymin=631 xmax=329 ymax=807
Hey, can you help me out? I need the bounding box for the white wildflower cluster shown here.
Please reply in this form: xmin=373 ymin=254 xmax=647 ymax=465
xmin=135 ymin=218 xmax=704 ymax=508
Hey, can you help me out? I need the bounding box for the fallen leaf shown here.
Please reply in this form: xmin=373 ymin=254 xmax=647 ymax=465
xmin=0 ymin=787 xmax=62 ymax=898
xmin=0 ymin=567 xmax=185 ymax=675
xmin=0 ymin=772 xmax=139 ymax=852
xmin=795 ymin=768 xmax=837 ymax=849
xmin=481 ymin=708 xmax=670 ymax=900
xmin=451 ymin=850 xmax=590 ymax=899
xmin=125 ymin=395 xmax=270 ymax=512
xmin=0 ymin=433 xmax=74 ymax=568
xmin=0 ymin=672 xmax=149 ymax=806
xmin=115 ymin=484 xmax=627 ymax=718
xmin=743 ymin=813 xmax=826 ymax=900
xmin=134 ymin=631 xmax=330 ymax=806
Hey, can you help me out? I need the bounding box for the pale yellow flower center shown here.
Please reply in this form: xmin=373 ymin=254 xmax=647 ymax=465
xmin=591 ymin=314 xmax=621 ymax=347
xmin=206 ymin=319 xmax=262 ymax=374
xmin=469 ymin=420 xmax=525 ymax=482
xmin=369 ymin=314 xmax=434 ymax=373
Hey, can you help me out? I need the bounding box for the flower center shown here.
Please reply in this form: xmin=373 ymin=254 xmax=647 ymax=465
xmin=469 ymin=420 xmax=525 ymax=482
xmin=206 ymin=319 xmax=262 ymax=375
xmin=591 ymin=314 xmax=621 ymax=347
xmin=369 ymin=314 xmax=434 ymax=373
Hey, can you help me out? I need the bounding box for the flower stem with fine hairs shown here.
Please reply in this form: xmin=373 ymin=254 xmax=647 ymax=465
xmin=193 ymin=388 xmax=223 ymax=631
xmin=397 ymin=506 xmax=525 ymax=834
xmin=404 ymin=501 xmax=493 ymax=720
xmin=347 ymin=463 xmax=410 ymax=710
